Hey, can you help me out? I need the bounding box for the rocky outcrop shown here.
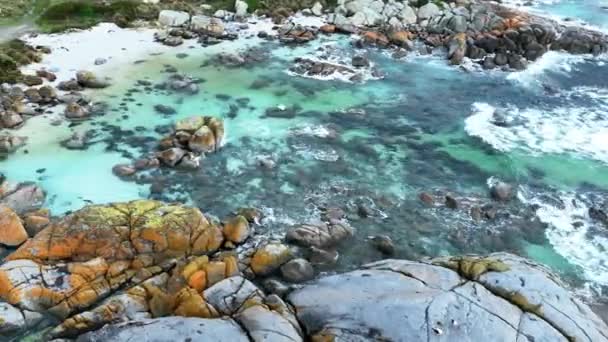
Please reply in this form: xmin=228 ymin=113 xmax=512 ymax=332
xmin=0 ymin=197 xmax=605 ymax=341
xmin=0 ymin=180 xmax=45 ymax=215
xmin=153 ymin=116 xmax=225 ymax=169
xmin=288 ymin=253 xmax=608 ymax=342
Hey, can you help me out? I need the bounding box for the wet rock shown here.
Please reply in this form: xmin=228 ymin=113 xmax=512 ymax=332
xmin=189 ymin=125 xmax=216 ymax=153
xmin=369 ymin=235 xmax=395 ymax=255
xmin=94 ymin=58 xmax=107 ymax=65
xmin=490 ymin=181 xmax=514 ymax=202
xmin=0 ymin=134 xmax=26 ymax=153
xmin=157 ymin=147 xmax=186 ymax=167
xmin=351 ymin=55 xmax=370 ymax=67
xmin=445 ymin=194 xmax=459 ymax=209
xmin=0 ymin=205 xmax=28 ymax=246
xmin=280 ymin=258 xmax=314 ymax=282
xmin=308 ymin=246 xmax=339 ymax=266
xmin=286 ymin=222 xmax=354 ymax=249
xmin=57 ymin=79 xmax=82 ymax=91
xmin=263 ymin=279 xmax=290 ymax=296
xmin=250 ymin=243 xmax=292 ymax=276
xmin=62 ymin=131 xmax=89 ymax=150
xmin=77 ymin=317 xmax=248 ymax=341
xmin=64 ymin=102 xmax=89 ymax=119
xmin=447 ymin=33 xmax=467 ymax=65
xmin=76 ymin=70 xmax=110 ymax=89
xmin=153 ymin=104 xmax=177 ymax=115
xmin=279 ymin=23 xmax=316 ymax=43
xmin=112 ymin=164 xmax=137 ymax=178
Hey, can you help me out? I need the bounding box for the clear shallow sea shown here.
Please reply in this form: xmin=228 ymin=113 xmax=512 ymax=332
xmin=2 ymin=1 xmax=608 ymax=301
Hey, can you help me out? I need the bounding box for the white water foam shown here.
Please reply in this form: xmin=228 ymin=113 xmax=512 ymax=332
xmin=465 ymin=99 xmax=608 ymax=164
xmin=519 ymin=189 xmax=608 ymax=288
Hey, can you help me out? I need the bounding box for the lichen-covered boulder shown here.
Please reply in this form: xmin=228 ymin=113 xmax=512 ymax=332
xmin=0 ymin=205 xmax=28 ymax=246
xmin=287 ymin=253 xmax=608 ymax=342
xmin=250 ymin=243 xmax=292 ymax=276
xmin=0 ymin=200 xmax=224 ymax=320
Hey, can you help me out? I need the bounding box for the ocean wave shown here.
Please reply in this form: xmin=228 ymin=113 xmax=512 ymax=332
xmin=465 ymin=100 xmax=608 ymax=164
xmin=519 ymin=189 xmax=608 ymax=289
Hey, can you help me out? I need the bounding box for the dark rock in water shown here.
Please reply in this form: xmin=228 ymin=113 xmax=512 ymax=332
xmin=154 ymin=104 xmax=177 ymax=115
xmin=308 ymin=246 xmax=339 ymax=265
xmin=369 ymin=235 xmax=395 ymax=255
xmin=482 ymin=56 xmax=496 ymax=70
xmin=157 ymin=147 xmax=186 ymax=167
xmin=589 ymin=206 xmax=608 ymax=227
xmin=490 ymin=181 xmax=514 ymax=202
xmin=0 ymin=135 xmax=26 ymax=153
xmin=250 ymin=78 xmax=272 ymax=90
xmin=357 ymin=203 xmax=373 ymax=218
xmin=112 ymin=164 xmax=136 ymax=177
xmin=351 ymin=55 xmax=370 ymax=68
xmin=445 ymin=194 xmax=459 ymax=209
xmin=58 ymin=79 xmax=82 ymax=91
xmin=215 ymin=94 xmax=231 ymax=101
xmin=280 ymin=258 xmax=314 ymax=282
xmin=265 ymin=106 xmax=298 ymax=119
xmin=494 ymin=53 xmax=509 ymax=66
xmin=61 ymin=131 xmax=90 ymax=150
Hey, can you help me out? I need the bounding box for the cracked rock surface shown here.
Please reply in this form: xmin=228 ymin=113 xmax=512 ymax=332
xmin=287 ymin=254 xmax=608 ymax=342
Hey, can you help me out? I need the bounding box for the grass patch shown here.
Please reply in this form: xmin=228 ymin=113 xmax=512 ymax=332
xmin=36 ymin=0 xmax=158 ymax=33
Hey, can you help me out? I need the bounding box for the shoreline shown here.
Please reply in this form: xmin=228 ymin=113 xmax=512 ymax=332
xmin=1 ymin=1 xmax=608 ymax=339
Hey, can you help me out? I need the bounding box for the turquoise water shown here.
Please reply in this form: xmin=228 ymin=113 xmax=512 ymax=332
xmin=2 ymin=3 xmax=608 ymax=298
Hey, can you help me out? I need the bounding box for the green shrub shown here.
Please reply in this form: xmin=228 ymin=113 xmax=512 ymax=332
xmin=36 ymin=0 xmax=156 ymax=33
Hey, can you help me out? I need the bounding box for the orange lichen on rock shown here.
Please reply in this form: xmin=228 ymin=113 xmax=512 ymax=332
xmin=173 ymin=287 xmax=217 ymax=318
xmin=7 ymin=200 xmax=224 ymax=263
xmin=223 ymin=215 xmax=250 ymax=244
xmin=251 ymin=243 xmax=292 ymax=276
xmin=0 ymin=205 xmax=28 ymax=246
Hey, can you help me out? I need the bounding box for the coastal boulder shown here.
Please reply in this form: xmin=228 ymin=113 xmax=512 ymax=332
xmin=76 ymin=70 xmax=110 ymax=89
xmin=250 ymin=243 xmax=292 ymax=276
xmin=0 ymin=111 xmax=23 ymax=128
xmin=417 ymin=3 xmax=441 ymax=21
xmin=191 ymin=16 xmax=225 ymax=37
xmin=0 ymin=134 xmax=26 ymax=153
xmin=0 ymin=205 xmax=28 ymax=246
xmin=285 ymin=222 xmax=354 ymax=249
xmin=288 ymin=253 xmax=608 ymax=342
xmin=158 ymin=10 xmax=191 ymax=27
xmin=0 ymin=182 xmax=45 ymax=215
xmin=76 ymin=317 xmax=249 ymax=341
xmin=235 ymin=0 xmax=248 ymax=17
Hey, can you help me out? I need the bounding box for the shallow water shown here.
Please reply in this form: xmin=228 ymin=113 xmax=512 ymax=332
xmin=2 ymin=2 xmax=608 ymax=303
